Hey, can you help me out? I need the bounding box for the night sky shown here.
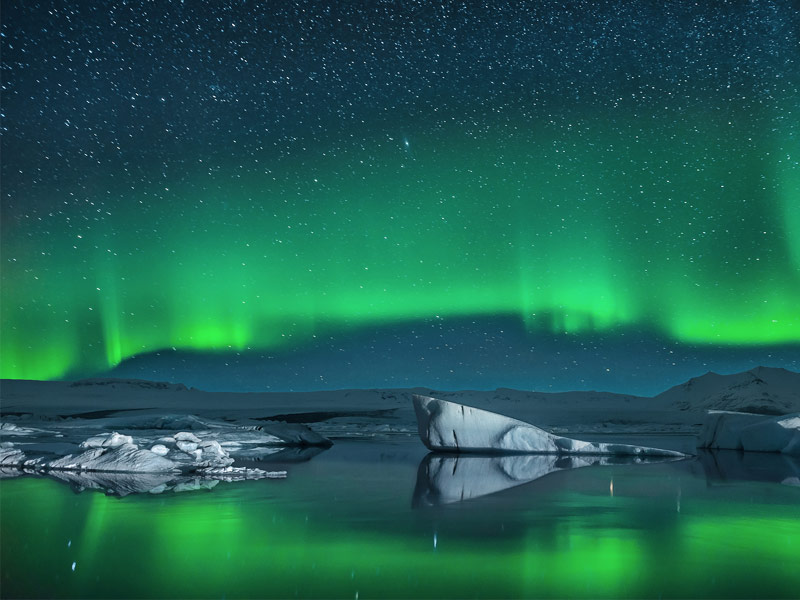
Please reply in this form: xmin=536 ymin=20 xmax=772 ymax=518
xmin=2 ymin=1 xmax=799 ymax=395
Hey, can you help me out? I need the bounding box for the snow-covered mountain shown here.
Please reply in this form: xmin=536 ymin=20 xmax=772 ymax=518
xmin=655 ymin=366 xmax=800 ymax=415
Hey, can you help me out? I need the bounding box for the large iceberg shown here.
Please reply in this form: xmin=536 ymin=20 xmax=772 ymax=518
xmin=697 ymin=411 xmax=800 ymax=455
xmin=413 ymin=395 xmax=684 ymax=456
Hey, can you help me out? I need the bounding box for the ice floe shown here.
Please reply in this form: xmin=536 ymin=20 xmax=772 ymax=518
xmin=0 ymin=418 xmax=301 ymax=495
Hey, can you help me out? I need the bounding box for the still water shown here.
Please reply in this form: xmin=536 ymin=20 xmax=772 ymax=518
xmin=1 ymin=438 xmax=798 ymax=599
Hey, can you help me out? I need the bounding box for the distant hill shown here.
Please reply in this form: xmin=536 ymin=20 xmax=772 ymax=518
xmin=2 ymin=367 xmax=798 ymax=435
xmin=655 ymin=366 xmax=800 ymax=415
xmin=68 ymin=378 xmax=191 ymax=392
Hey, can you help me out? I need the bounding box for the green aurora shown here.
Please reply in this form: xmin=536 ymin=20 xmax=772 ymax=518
xmin=2 ymin=104 xmax=800 ymax=381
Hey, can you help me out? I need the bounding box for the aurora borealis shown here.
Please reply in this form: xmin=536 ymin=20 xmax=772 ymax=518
xmin=2 ymin=1 xmax=799 ymax=391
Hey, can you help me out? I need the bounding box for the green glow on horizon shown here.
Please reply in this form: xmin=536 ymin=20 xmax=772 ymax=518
xmin=2 ymin=107 xmax=799 ymax=379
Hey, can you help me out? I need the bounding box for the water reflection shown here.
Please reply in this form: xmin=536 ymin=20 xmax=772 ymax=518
xmin=413 ymin=453 xmax=681 ymax=507
xmin=236 ymin=445 xmax=327 ymax=463
xmin=2 ymin=440 xmax=799 ymax=599
xmin=697 ymin=449 xmax=800 ymax=486
xmin=41 ymin=469 xmax=285 ymax=496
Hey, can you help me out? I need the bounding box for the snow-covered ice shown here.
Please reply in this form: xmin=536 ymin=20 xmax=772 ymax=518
xmin=46 ymin=440 xmax=179 ymax=473
xmin=413 ymin=395 xmax=685 ymax=456
xmin=80 ymin=432 xmax=134 ymax=449
xmin=697 ymin=411 xmax=800 ymax=455
xmin=0 ymin=445 xmax=27 ymax=467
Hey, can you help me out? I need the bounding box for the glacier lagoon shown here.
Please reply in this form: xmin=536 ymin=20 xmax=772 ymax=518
xmin=1 ymin=438 xmax=799 ymax=599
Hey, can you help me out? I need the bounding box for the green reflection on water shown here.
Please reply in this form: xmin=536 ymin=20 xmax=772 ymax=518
xmin=2 ymin=458 xmax=799 ymax=599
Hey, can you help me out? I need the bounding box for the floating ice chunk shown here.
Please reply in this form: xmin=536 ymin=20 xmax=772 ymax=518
xmin=80 ymin=432 xmax=133 ymax=449
xmin=150 ymin=444 xmax=169 ymax=456
xmin=412 ymin=395 xmax=684 ymax=456
xmin=197 ymin=440 xmax=226 ymax=459
xmin=46 ymin=443 xmax=178 ymax=473
xmin=176 ymin=440 xmax=198 ymax=453
xmin=697 ymin=411 xmax=800 ymax=454
xmin=0 ymin=446 xmax=26 ymax=467
xmin=174 ymin=431 xmax=202 ymax=443
xmin=200 ymin=465 xmax=287 ymax=480
xmin=250 ymin=422 xmax=333 ymax=447
xmin=1 ymin=423 xmax=39 ymax=435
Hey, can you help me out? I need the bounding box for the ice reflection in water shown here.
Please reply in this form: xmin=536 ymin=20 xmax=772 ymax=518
xmin=1 ymin=439 xmax=798 ymax=599
xmin=697 ymin=449 xmax=800 ymax=486
xmin=413 ymin=453 xmax=683 ymax=507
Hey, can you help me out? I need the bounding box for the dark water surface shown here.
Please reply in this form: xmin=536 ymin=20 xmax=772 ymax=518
xmin=2 ymin=439 xmax=798 ymax=598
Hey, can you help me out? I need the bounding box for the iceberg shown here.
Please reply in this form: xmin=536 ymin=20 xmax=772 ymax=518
xmin=43 ymin=431 xmax=237 ymax=473
xmin=0 ymin=429 xmax=289 ymax=496
xmin=412 ymin=395 xmax=684 ymax=456
xmin=697 ymin=411 xmax=800 ymax=455
xmin=46 ymin=441 xmax=179 ymax=473
xmin=0 ymin=445 xmax=26 ymax=467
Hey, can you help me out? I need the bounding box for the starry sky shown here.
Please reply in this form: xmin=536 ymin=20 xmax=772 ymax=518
xmin=2 ymin=0 xmax=799 ymax=395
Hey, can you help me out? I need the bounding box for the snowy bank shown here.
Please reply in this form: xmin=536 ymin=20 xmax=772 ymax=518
xmin=413 ymin=395 xmax=685 ymax=456
xmin=697 ymin=411 xmax=800 ymax=455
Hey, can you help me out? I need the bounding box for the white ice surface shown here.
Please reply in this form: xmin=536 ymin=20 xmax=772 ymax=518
xmin=413 ymin=395 xmax=685 ymax=456
xmin=697 ymin=411 xmax=800 ymax=455
xmin=46 ymin=441 xmax=178 ymax=473
xmin=0 ymin=445 xmax=26 ymax=466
